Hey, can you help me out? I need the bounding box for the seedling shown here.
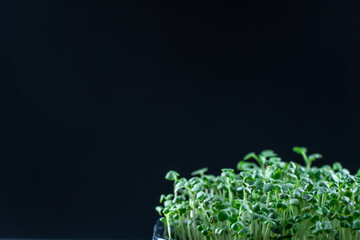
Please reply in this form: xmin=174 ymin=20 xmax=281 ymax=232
xmin=155 ymin=147 xmax=360 ymax=240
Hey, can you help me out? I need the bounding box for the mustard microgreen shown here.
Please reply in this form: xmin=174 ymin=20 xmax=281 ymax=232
xmin=155 ymin=147 xmax=360 ymax=239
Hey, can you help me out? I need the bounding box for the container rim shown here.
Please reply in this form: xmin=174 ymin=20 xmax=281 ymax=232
xmin=152 ymin=219 xmax=170 ymax=240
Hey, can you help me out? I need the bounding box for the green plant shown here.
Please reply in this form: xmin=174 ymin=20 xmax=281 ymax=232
xmin=155 ymin=147 xmax=360 ymax=240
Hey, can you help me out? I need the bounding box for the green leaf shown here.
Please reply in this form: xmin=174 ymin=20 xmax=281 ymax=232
xmin=309 ymin=153 xmax=323 ymax=161
xmin=329 ymin=174 xmax=340 ymax=183
xmin=279 ymin=193 xmax=290 ymax=200
xmin=271 ymin=168 xmax=282 ymax=179
xmin=258 ymin=155 xmax=266 ymax=165
xmin=165 ymin=194 xmax=173 ymax=200
xmin=214 ymin=227 xmax=224 ymax=235
xmin=251 ymin=213 xmax=265 ymax=221
xmin=271 ymin=225 xmax=282 ymax=234
xmin=293 ymin=188 xmax=304 ymax=198
xmin=201 ymin=229 xmax=208 ymax=236
xmin=317 ymin=187 xmax=328 ymax=195
xmin=240 ymin=203 xmax=252 ymax=213
xmin=285 ymin=223 xmax=294 ymax=230
xmin=344 ymin=207 xmax=351 ymax=215
xmin=192 ymin=183 xmax=202 ymax=192
xmin=268 ymin=157 xmax=282 ymax=163
xmin=191 ymin=167 xmax=208 ymax=176
xmin=318 ymin=181 xmax=329 ymax=188
xmin=277 ymin=161 xmax=286 ymax=169
xmin=155 ymin=206 xmax=163 ymax=215
xmin=312 ymin=221 xmax=323 ymax=235
xmin=347 ymin=176 xmax=356 ymax=184
xmin=160 ymin=194 xmax=166 ymax=203
xmin=165 ymin=170 xmax=179 ymax=181
xmin=290 ymin=198 xmax=299 ymax=205
xmin=333 ymin=162 xmax=342 ymax=171
xmin=342 ymin=196 xmax=350 ymax=204
xmin=328 ymin=198 xmax=338 ymax=207
xmin=238 ymin=227 xmax=248 ymax=237
xmin=240 ymin=172 xmax=251 ymax=179
xmin=263 ymin=183 xmax=274 ymax=192
xmin=354 ymin=210 xmax=360 ymax=218
xmin=252 ymin=203 xmax=261 ymax=212
xmin=302 ymin=193 xmax=313 ymax=201
xmin=293 ymin=146 xmax=307 ymax=155
xmin=278 ymin=234 xmax=293 ymax=239
xmin=340 ymin=220 xmax=351 ymax=228
xmin=244 ymin=187 xmax=251 ymax=194
xmin=289 ymin=161 xmax=296 ymax=169
xmin=254 ymin=180 xmax=265 ymax=189
xmin=261 ymin=150 xmax=277 ymax=157
xmin=175 ymin=181 xmax=185 ymax=192
xmin=273 ymin=184 xmax=282 ymax=191
xmin=276 ymin=202 xmax=288 ymax=211
xmin=353 ymin=219 xmax=360 ymax=229
xmin=310 ymin=215 xmax=320 ymax=224
xmin=217 ymin=210 xmax=229 ymax=221
xmin=288 ymin=173 xmax=298 ymax=179
xmin=268 ymin=212 xmax=278 ymax=219
xmin=237 ymin=161 xmax=258 ymax=171
xmin=282 ymin=183 xmax=295 ymax=191
xmin=244 ymin=152 xmax=258 ymax=161
xmin=231 ymin=222 xmax=243 ymax=231
xmin=196 ymin=191 xmax=206 ymax=199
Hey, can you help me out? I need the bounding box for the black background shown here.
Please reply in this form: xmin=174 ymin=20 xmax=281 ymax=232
xmin=1 ymin=0 xmax=360 ymax=239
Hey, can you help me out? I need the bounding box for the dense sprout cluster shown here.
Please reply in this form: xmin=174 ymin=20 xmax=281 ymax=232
xmin=155 ymin=147 xmax=360 ymax=240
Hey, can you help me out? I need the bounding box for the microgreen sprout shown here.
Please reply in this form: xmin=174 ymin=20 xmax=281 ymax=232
xmin=155 ymin=147 xmax=360 ymax=240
